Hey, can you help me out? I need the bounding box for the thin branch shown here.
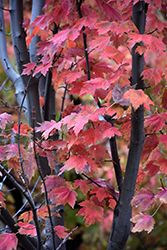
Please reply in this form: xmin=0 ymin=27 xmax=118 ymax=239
xmin=104 ymin=115 xmax=123 ymax=193
xmin=76 ymin=0 xmax=90 ymax=80
xmin=0 ymin=77 xmax=8 ymax=91
xmin=0 ymin=164 xmax=42 ymax=250
xmin=32 ymin=107 xmax=56 ymax=250
xmin=13 ymin=176 xmax=41 ymax=219
xmin=17 ymin=75 xmax=32 ymax=186
xmin=0 ymin=208 xmax=37 ymax=250
xmin=56 ymin=226 xmax=78 ymax=250
xmin=82 ymin=173 xmax=118 ymax=202
xmin=59 ymin=84 xmax=68 ymax=121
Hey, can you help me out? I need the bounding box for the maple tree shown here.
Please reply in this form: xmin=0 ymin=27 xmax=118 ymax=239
xmin=0 ymin=0 xmax=167 ymax=249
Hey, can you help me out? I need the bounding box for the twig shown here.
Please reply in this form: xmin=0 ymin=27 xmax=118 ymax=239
xmin=32 ymin=107 xmax=56 ymax=250
xmin=76 ymin=0 xmax=90 ymax=80
xmin=17 ymin=74 xmax=32 ymax=186
xmin=13 ymin=176 xmax=41 ymax=219
xmin=0 ymin=164 xmax=42 ymax=250
xmin=82 ymin=173 xmax=118 ymax=202
xmin=56 ymin=226 xmax=78 ymax=250
xmin=59 ymin=84 xmax=68 ymax=121
xmin=0 ymin=77 xmax=8 ymax=91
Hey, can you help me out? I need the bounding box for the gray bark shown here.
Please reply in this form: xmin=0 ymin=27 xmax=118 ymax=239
xmin=9 ymin=0 xmax=41 ymax=127
xmin=0 ymin=0 xmax=27 ymax=111
xmin=107 ymin=2 xmax=146 ymax=249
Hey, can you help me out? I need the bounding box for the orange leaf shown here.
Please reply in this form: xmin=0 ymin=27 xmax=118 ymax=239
xmin=13 ymin=123 xmax=32 ymax=136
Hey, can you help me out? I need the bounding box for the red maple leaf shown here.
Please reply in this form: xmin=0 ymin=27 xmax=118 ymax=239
xmin=36 ymin=120 xmax=61 ymax=139
xmin=13 ymin=123 xmax=32 ymax=136
xmin=0 ymin=113 xmax=12 ymax=130
xmin=130 ymin=213 xmax=155 ymax=233
xmin=50 ymin=184 xmax=77 ymax=208
xmin=144 ymin=114 xmax=165 ymax=134
xmin=156 ymin=158 xmax=167 ymax=174
xmin=77 ymin=200 xmax=104 ymax=227
xmin=22 ymin=62 xmax=36 ymax=75
xmin=59 ymin=155 xmax=97 ymax=174
xmin=0 ymin=233 xmax=17 ymax=250
xmin=131 ymin=188 xmax=155 ymax=211
xmin=54 ymin=225 xmax=69 ymax=239
xmin=123 ymin=89 xmax=153 ymax=111
xmin=88 ymin=144 xmax=110 ymax=162
xmin=155 ymin=188 xmax=167 ymax=204
xmin=161 ymin=87 xmax=167 ymax=110
xmin=74 ymin=179 xmax=90 ymax=195
xmin=141 ymin=68 xmax=163 ymax=86
xmin=0 ymin=191 xmax=5 ymax=208
xmin=17 ymin=222 xmax=37 ymax=236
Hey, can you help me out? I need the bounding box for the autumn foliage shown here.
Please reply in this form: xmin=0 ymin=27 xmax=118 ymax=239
xmin=0 ymin=0 xmax=167 ymax=249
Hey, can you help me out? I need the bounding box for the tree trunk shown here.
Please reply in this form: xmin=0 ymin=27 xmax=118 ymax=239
xmin=107 ymin=2 xmax=146 ymax=249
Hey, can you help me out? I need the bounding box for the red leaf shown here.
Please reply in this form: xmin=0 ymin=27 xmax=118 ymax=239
xmin=60 ymin=155 xmax=97 ymax=174
xmin=80 ymin=78 xmax=109 ymax=97
xmin=88 ymin=144 xmax=110 ymax=162
xmin=131 ymin=188 xmax=155 ymax=211
xmin=22 ymin=62 xmax=36 ymax=75
xmin=101 ymin=46 xmax=125 ymax=64
xmin=81 ymin=127 xmax=101 ymax=145
xmin=74 ymin=179 xmax=90 ymax=195
xmin=17 ymin=222 xmax=37 ymax=236
xmin=160 ymin=134 xmax=167 ymax=148
xmin=130 ymin=213 xmax=155 ymax=233
xmin=156 ymin=157 xmax=167 ymax=174
xmin=89 ymin=36 xmax=110 ymax=51
xmin=161 ymin=87 xmax=167 ymax=110
xmin=62 ymin=71 xmax=83 ymax=84
xmin=89 ymin=186 xmax=109 ymax=202
xmin=144 ymin=114 xmax=165 ymax=134
xmin=94 ymin=21 xmax=117 ymax=35
xmin=45 ymin=175 xmax=66 ymax=192
xmin=155 ymin=188 xmax=167 ymax=203
xmin=123 ymin=89 xmax=153 ymax=111
xmin=51 ymin=186 xmax=77 ymax=208
xmin=0 ymin=113 xmax=12 ymax=129
xmin=54 ymin=225 xmax=69 ymax=239
xmin=51 ymin=29 xmax=69 ymax=45
xmin=0 ymin=191 xmax=5 ymax=208
xmin=77 ymin=200 xmax=104 ymax=227
xmin=36 ymin=120 xmax=61 ymax=139
xmin=0 ymin=233 xmax=17 ymax=250
xmin=13 ymin=123 xmax=32 ymax=136
xmin=141 ymin=68 xmax=163 ymax=86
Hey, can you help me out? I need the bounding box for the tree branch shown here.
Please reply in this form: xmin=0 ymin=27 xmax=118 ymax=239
xmin=0 ymin=164 xmax=42 ymax=250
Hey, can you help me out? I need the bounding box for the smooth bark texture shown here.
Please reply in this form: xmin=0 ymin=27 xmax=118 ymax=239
xmin=0 ymin=0 xmax=26 ymax=110
xmin=10 ymin=0 xmax=41 ymax=127
xmin=107 ymin=2 xmax=146 ymax=249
